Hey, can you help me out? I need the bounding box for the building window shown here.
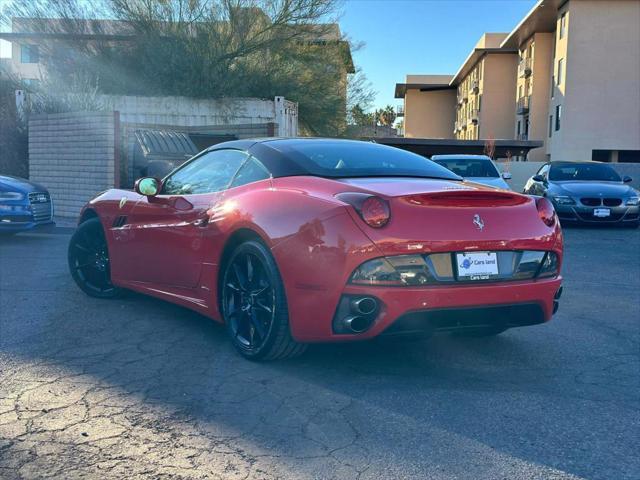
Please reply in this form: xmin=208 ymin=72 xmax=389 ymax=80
xmin=549 ymin=115 xmax=553 ymax=137
xmin=20 ymin=44 xmax=39 ymax=64
xmin=559 ymin=12 xmax=567 ymax=39
xmin=555 ymin=105 xmax=562 ymax=131
xmin=557 ymin=58 xmax=564 ymax=85
xmin=517 ymin=121 xmax=521 ymax=136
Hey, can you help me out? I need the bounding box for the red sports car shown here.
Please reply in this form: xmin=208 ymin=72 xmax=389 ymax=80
xmin=69 ymin=139 xmax=563 ymax=360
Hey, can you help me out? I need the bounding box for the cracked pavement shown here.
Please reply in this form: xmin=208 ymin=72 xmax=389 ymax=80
xmin=1 ymin=227 xmax=638 ymax=479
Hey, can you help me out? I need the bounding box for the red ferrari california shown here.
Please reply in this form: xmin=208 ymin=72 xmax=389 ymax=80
xmin=69 ymin=139 xmax=563 ymax=360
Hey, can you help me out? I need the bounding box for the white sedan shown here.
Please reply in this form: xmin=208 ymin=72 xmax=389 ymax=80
xmin=431 ymin=154 xmax=512 ymax=190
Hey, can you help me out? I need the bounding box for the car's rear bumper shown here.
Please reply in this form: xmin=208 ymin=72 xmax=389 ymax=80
xmin=555 ymin=204 xmax=639 ymax=225
xmin=295 ymin=276 xmax=562 ymax=342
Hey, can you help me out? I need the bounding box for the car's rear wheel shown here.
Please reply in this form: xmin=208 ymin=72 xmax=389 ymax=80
xmin=68 ymin=218 xmax=121 ymax=298
xmin=222 ymin=240 xmax=306 ymax=361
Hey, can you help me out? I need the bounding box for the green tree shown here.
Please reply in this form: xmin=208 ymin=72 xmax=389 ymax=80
xmin=1 ymin=0 xmax=374 ymax=136
xmin=375 ymin=105 xmax=396 ymax=127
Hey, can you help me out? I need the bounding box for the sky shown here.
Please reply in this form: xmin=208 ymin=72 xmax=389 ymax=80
xmin=340 ymin=0 xmax=537 ymax=110
xmin=1 ymin=0 xmax=538 ymax=111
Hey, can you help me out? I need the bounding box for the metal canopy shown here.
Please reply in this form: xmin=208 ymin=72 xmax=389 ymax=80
xmin=369 ymin=137 xmax=544 ymax=160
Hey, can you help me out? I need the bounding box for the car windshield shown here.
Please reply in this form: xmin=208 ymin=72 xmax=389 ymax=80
xmin=433 ymin=158 xmax=499 ymax=178
xmin=549 ymin=163 xmax=621 ymax=182
xmin=268 ymin=140 xmax=461 ymax=180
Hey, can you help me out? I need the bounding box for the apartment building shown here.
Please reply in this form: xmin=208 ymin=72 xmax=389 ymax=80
xmin=396 ymin=0 xmax=640 ymax=162
xmin=452 ymin=33 xmax=518 ymax=141
xmin=0 ymin=15 xmax=355 ymax=92
xmin=394 ymin=75 xmax=456 ymax=138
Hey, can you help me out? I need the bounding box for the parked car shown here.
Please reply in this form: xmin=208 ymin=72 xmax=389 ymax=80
xmin=0 ymin=175 xmax=54 ymax=235
xmin=68 ymin=139 xmax=563 ymax=361
xmin=431 ymin=154 xmax=512 ymax=190
xmin=523 ymin=161 xmax=639 ymax=227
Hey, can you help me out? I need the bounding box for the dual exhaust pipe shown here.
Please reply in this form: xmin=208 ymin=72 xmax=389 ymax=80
xmin=340 ymin=296 xmax=379 ymax=333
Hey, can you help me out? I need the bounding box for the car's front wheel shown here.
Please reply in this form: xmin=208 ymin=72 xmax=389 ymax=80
xmin=68 ymin=218 xmax=121 ymax=298
xmin=221 ymin=240 xmax=306 ymax=361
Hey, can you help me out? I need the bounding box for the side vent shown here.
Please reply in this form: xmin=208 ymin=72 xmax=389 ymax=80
xmin=112 ymin=216 xmax=128 ymax=228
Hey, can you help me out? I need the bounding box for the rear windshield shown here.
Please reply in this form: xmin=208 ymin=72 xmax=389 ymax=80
xmin=267 ymin=140 xmax=461 ymax=180
xmin=434 ymin=158 xmax=499 ymax=178
xmin=549 ymin=163 xmax=621 ymax=182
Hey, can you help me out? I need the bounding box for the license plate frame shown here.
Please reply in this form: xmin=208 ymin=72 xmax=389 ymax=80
xmin=456 ymin=251 xmax=499 ymax=281
xmin=593 ymin=208 xmax=611 ymax=218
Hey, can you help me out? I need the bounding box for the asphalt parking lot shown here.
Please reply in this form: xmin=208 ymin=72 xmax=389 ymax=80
xmin=0 ymin=226 xmax=638 ymax=480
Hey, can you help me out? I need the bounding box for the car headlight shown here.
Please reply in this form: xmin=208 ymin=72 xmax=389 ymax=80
xmin=550 ymin=195 xmax=575 ymax=205
xmin=626 ymin=196 xmax=639 ymax=206
xmin=0 ymin=191 xmax=25 ymax=201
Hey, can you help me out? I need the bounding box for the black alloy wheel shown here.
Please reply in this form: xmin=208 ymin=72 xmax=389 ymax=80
xmin=222 ymin=240 xmax=306 ymax=360
xmin=68 ymin=218 xmax=121 ymax=298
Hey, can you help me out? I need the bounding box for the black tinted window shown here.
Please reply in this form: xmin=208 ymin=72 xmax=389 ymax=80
xmin=434 ymin=159 xmax=499 ymax=178
xmin=162 ymin=149 xmax=247 ymax=194
xmin=230 ymin=157 xmax=270 ymax=188
xmin=549 ymin=163 xmax=621 ymax=182
xmin=268 ymin=140 xmax=460 ymax=180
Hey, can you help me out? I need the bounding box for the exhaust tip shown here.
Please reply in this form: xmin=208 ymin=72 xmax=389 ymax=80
xmin=343 ymin=315 xmax=374 ymax=333
xmin=350 ymin=297 xmax=378 ymax=316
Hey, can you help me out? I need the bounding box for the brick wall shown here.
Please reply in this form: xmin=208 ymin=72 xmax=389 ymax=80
xmin=29 ymin=111 xmax=116 ymax=219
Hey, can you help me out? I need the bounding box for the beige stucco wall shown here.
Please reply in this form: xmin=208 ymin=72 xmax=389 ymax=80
xmin=549 ymin=0 xmax=640 ymax=161
xmin=516 ymin=32 xmax=554 ymax=162
xmin=10 ymin=42 xmax=44 ymax=81
xmin=478 ymin=53 xmax=518 ymax=139
xmin=404 ymin=89 xmax=456 ymax=139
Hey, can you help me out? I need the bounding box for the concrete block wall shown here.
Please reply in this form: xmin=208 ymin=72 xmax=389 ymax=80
xmin=96 ymin=94 xmax=297 ymax=135
xmin=29 ymin=111 xmax=116 ymax=219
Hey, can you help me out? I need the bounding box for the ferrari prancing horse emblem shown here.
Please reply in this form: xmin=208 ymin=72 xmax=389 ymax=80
xmin=119 ymin=197 xmax=127 ymax=209
xmin=473 ymin=214 xmax=484 ymax=231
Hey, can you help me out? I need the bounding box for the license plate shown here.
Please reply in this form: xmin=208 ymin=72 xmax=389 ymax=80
xmin=456 ymin=252 xmax=499 ymax=280
xmin=593 ymin=208 xmax=610 ymax=218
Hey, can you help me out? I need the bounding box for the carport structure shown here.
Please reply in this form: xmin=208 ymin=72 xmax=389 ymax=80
xmin=371 ymin=137 xmax=543 ymax=160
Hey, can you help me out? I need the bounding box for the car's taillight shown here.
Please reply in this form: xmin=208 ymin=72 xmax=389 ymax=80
xmin=336 ymin=193 xmax=390 ymax=228
xmin=360 ymin=196 xmax=390 ymax=227
xmin=536 ymin=197 xmax=556 ymax=227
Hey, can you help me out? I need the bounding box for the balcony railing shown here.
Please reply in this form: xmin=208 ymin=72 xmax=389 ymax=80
xmin=517 ymin=133 xmax=529 ymax=141
xmin=517 ymin=95 xmax=531 ymax=114
xmin=396 ymin=104 xmax=404 ymax=117
xmin=518 ymin=57 xmax=532 ymax=78
xmin=468 ymin=109 xmax=479 ymax=125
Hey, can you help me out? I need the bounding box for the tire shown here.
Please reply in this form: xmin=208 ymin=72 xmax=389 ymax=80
xmin=453 ymin=327 xmax=507 ymax=338
xmin=221 ymin=240 xmax=306 ymax=361
xmin=68 ymin=218 xmax=122 ymax=298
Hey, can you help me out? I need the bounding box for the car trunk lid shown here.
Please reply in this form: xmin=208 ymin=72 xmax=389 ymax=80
xmin=337 ymin=177 xmax=556 ymax=254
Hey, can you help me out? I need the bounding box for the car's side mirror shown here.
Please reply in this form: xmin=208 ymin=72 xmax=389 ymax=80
xmin=623 ymin=175 xmax=632 ymax=183
xmin=532 ymin=174 xmax=546 ymax=183
xmin=135 ymin=177 xmax=161 ymax=197
xmin=501 ymin=172 xmax=512 ymax=180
